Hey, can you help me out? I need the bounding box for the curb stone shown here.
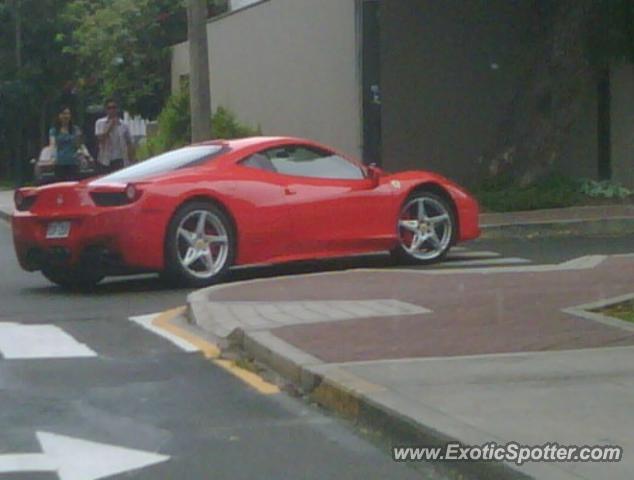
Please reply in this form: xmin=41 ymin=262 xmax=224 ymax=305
xmin=481 ymin=217 xmax=634 ymax=239
xmin=186 ymin=300 xmax=533 ymax=480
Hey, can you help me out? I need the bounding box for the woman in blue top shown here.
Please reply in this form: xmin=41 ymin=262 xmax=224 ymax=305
xmin=49 ymin=106 xmax=82 ymax=182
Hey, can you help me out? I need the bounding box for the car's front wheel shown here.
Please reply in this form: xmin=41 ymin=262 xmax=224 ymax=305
xmin=391 ymin=191 xmax=456 ymax=265
xmin=164 ymin=201 xmax=235 ymax=288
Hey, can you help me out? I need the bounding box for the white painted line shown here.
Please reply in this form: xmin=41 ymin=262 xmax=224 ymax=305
xmin=392 ymin=254 xmax=609 ymax=275
xmin=129 ymin=314 xmax=199 ymax=353
xmin=0 ymin=323 xmax=96 ymax=359
xmin=0 ymin=431 xmax=169 ymax=480
xmin=439 ymin=257 xmax=531 ymax=267
xmin=446 ymin=250 xmax=501 ymax=259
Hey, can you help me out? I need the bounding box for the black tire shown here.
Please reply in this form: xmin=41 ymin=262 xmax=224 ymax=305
xmin=391 ymin=191 xmax=456 ymax=265
xmin=41 ymin=266 xmax=104 ymax=290
xmin=163 ymin=201 xmax=235 ymax=288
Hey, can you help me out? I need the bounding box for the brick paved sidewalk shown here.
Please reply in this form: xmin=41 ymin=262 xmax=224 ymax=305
xmin=189 ymin=255 xmax=634 ymax=480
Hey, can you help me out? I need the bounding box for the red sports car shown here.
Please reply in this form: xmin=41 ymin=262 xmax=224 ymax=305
xmin=12 ymin=137 xmax=480 ymax=288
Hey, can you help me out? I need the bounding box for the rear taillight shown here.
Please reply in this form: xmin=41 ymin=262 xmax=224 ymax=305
xmin=125 ymin=183 xmax=141 ymax=202
xmin=14 ymin=190 xmax=37 ymax=211
xmin=90 ymin=184 xmax=142 ymax=207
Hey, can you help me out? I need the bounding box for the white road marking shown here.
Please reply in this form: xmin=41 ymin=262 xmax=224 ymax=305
xmin=129 ymin=314 xmax=198 ymax=352
xmin=439 ymin=257 xmax=531 ymax=267
xmin=0 ymin=323 xmax=96 ymax=359
xmin=0 ymin=431 xmax=169 ymax=480
xmin=446 ymin=250 xmax=501 ymax=259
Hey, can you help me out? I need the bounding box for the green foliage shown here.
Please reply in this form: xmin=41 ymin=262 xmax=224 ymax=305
xmin=137 ymin=88 xmax=190 ymax=160
xmin=595 ymin=300 xmax=634 ymax=323
xmin=587 ymin=0 xmax=634 ymax=66
xmin=579 ymin=179 xmax=632 ymax=199
xmin=62 ymin=0 xmax=187 ymax=118
xmin=212 ymin=106 xmax=261 ymax=139
xmin=475 ymin=173 xmax=634 ymax=212
xmin=137 ymin=89 xmax=261 ymax=160
xmin=0 ymin=0 xmax=78 ymax=181
xmin=474 ymin=174 xmax=584 ymax=212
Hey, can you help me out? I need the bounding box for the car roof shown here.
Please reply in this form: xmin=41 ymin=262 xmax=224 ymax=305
xmin=195 ymin=136 xmax=323 ymax=151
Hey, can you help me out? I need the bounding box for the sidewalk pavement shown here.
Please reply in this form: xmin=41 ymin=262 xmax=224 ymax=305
xmin=188 ymin=256 xmax=634 ymax=480
xmin=0 ymin=189 xmax=13 ymax=222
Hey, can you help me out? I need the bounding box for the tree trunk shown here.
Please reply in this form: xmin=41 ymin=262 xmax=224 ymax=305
xmin=484 ymin=0 xmax=598 ymax=186
xmin=186 ymin=0 xmax=212 ymax=143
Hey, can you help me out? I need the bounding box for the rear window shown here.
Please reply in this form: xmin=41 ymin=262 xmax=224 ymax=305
xmin=92 ymin=145 xmax=224 ymax=184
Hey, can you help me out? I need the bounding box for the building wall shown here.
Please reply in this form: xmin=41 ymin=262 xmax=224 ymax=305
xmin=611 ymin=63 xmax=634 ymax=189
xmin=171 ymin=42 xmax=189 ymax=93
xmin=379 ymin=1 xmax=551 ymax=184
xmin=171 ymin=0 xmax=362 ymax=159
xmin=557 ymin=80 xmax=598 ymax=182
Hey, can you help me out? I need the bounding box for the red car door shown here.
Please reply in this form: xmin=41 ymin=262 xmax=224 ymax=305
xmin=229 ymin=163 xmax=294 ymax=265
xmin=267 ymin=145 xmax=395 ymax=258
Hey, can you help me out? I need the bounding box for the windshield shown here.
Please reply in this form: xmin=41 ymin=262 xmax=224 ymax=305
xmin=92 ymin=145 xmax=224 ymax=184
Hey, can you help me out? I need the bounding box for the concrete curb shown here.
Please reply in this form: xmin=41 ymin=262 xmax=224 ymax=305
xmin=481 ymin=217 xmax=634 ymax=238
xmin=186 ymin=299 xmax=532 ymax=480
xmin=0 ymin=210 xmax=10 ymax=223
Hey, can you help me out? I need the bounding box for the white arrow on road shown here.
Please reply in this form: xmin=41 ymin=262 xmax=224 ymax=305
xmin=0 ymin=431 xmax=169 ymax=480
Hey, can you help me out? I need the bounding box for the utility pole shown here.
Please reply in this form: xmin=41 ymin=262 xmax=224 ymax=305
xmin=186 ymin=0 xmax=212 ymax=143
xmin=14 ymin=0 xmax=22 ymax=69
xmin=12 ymin=0 xmax=23 ymax=184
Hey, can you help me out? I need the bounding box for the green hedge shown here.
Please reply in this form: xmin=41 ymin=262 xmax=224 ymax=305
xmin=137 ymin=90 xmax=260 ymax=160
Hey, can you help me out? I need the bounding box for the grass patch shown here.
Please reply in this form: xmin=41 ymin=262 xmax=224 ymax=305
xmin=596 ymin=300 xmax=634 ymax=323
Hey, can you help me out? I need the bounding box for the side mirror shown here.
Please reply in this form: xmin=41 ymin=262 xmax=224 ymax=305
xmin=366 ymin=164 xmax=382 ymax=181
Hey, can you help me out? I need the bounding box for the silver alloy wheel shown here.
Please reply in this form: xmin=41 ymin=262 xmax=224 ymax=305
xmin=176 ymin=209 xmax=229 ymax=279
xmin=398 ymin=196 xmax=452 ymax=261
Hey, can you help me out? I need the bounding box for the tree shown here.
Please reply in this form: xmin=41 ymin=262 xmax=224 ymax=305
xmin=0 ymin=0 xmax=77 ymax=182
xmin=186 ymin=0 xmax=212 ymax=142
xmin=484 ymin=0 xmax=634 ymax=185
xmin=63 ymin=0 xmax=188 ymax=118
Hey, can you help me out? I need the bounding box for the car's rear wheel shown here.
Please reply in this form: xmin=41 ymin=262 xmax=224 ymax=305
xmin=391 ymin=191 xmax=456 ymax=265
xmin=41 ymin=266 xmax=104 ymax=290
xmin=164 ymin=201 xmax=235 ymax=288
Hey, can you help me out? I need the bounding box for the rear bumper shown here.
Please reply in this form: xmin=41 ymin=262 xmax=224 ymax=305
xmin=20 ymin=244 xmax=133 ymax=274
xmin=12 ymin=206 xmax=168 ymax=273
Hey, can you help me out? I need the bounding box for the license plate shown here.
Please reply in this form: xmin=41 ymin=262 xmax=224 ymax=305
xmin=46 ymin=221 xmax=71 ymax=239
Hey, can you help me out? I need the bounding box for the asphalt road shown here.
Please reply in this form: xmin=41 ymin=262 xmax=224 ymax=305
xmin=0 ymin=220 xmax=434 ymax=480
xmin=2 ymin=216 xmax=633 ymax=479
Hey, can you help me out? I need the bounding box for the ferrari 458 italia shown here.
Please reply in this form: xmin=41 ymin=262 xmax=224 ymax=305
xmin=12 ymin=137 xmax=480 ymax=288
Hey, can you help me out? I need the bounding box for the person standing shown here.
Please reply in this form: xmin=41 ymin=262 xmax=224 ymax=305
xmin=49 ymin=106 xmax=82 ymax=182
xmin=95 ymin=98 xmax=136 ymax=173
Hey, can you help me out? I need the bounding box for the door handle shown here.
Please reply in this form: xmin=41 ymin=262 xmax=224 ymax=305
xmin=284 ymin=187 xmax=297 ymax=196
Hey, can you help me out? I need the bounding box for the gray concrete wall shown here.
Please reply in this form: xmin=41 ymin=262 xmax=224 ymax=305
xmin=611 ymin=63 xmax=634 ymax=189
xmin=558 ymin=80 xmax=598 ymax=182
xmin=379 ymin=1 xmax=542 ymax=184
xmin=171 ymin=0 xmax=362 ymax=159
xmin=171 ymin=42 xmax=190 ymax=93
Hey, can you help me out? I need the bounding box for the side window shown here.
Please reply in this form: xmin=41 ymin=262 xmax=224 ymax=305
xmin=263 ymin=146 xmax=364 ymax=180
xmin=241 ymin=153 xmax=277 ymax=173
